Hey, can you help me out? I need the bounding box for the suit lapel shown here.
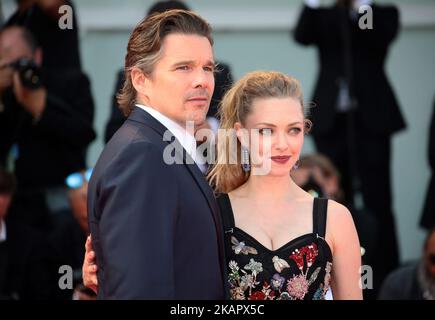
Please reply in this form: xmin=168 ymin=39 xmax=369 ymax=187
xmin=128 ymin=107 xmax=218 ymax=211
xmin=182 ymin=157 xmax=227 ymax=291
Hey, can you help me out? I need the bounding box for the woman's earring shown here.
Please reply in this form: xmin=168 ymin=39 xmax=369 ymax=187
xmin=293 ymin=159 xmax=300 ymax=170
xmin=241 ymin=147 xmax=251 ymax=172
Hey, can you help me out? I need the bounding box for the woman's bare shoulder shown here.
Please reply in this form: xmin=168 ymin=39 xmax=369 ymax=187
xmin=325 ymin=199 xmax=358 ymax=247
xmin=326 ymin=199 xmax=352 ymax=219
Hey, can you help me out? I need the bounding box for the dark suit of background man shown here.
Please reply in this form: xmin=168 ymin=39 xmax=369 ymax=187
xmin=294 ymin=0 xmax=406 ymax=297
xmin=87 ymin=10 xmax=226 ymax=299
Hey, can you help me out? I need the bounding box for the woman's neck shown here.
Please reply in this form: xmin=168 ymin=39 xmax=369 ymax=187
xmin=235 ymin=173 xmax=302 ymax=202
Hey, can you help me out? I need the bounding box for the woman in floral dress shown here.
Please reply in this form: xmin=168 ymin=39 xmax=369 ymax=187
xmin=208 ymin=71 xmax=362 ymax=300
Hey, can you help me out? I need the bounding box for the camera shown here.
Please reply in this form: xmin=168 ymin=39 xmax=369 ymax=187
xmin=5 ymin=58 xmax=42 ymax=90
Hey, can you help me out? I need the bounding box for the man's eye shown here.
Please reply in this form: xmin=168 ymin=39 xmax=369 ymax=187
xmin=176 ymin=66 xmax=190 ymax=71
xmin=259 ymin=128 xmax=272 ymax=135
xmin=204 ymin=66 xmax=214 ymax=72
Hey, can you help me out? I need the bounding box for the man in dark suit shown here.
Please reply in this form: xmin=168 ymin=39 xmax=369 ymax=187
xmin=87 ymin=10 xmax=226 ymax=299
xmin=0 ymin=26 xmax=95 ymax=231
xmin=294 ymin=0 xmax=406 ymax=296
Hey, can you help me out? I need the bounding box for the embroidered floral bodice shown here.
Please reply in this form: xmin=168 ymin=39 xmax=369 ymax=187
xmin=217 ymin=194 xmax=333 ymax=300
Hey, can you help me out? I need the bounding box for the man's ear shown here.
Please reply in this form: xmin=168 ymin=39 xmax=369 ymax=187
xmin=234 ymin=122 xmax=249 ymax=148
xmin=131 ymin=67 xmax=150 ymax=97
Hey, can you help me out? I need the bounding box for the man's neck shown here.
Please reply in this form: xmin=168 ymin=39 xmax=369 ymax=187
xmin=136 ymin=104 xmax=197 ymax=158
xmin=235 ymin=174 xmax=302 ymax=203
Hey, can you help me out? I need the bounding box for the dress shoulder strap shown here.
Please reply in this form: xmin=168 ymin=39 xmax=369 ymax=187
xmin=216 ymin=193 xmax=236 ymax=232
xmin=313 ymin=197 xmax=328 ymax=238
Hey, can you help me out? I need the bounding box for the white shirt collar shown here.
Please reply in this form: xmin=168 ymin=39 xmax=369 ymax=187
xmin=136 ymin=104 xmax=198 ymax=162
xmin=0 ymin=219 xmax=6 ymax=243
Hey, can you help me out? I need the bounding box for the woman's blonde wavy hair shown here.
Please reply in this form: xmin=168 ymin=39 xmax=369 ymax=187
xmin=207 ymin=71 xmax=312 ymax=194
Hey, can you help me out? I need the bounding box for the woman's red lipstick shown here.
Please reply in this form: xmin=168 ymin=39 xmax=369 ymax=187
xmin=271 ymin=155 xmax=291 ymax=164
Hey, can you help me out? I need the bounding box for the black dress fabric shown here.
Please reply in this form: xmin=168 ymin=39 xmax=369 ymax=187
xmin=217 ymin=194 xmax=333 ymax=300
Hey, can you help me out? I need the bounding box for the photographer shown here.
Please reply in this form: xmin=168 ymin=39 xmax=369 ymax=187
xmin=0 ymin=26 xmax=95 ymax=231
xmin=293 ymin=0 xmax=406 ymax=296
xmin=4 ymin=0 xmax=81 ymax=69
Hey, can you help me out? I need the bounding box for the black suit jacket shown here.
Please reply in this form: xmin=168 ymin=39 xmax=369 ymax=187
xmin=294 ymin=4 xmax=406 ymax=136
xmin=88 ymin=107 xmax=226 ymax=299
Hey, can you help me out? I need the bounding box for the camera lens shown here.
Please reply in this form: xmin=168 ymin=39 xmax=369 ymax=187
xmin=13 ymin=58 xmax=42 ymax=90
